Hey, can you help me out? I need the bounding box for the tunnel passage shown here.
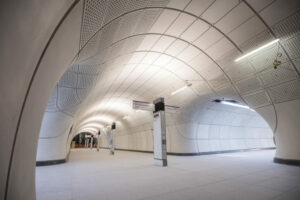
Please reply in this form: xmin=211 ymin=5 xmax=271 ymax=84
xmin=37 ymin=0 xmax=300 ymax=165
xmin=1 ymin=0 xmax=300 ymax=200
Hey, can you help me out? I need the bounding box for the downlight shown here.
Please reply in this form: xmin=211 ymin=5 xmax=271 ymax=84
xmin=235 ymin=39 xmax=280 ymax=62
xmin=171 ymin=82 xmax=192 ymax=95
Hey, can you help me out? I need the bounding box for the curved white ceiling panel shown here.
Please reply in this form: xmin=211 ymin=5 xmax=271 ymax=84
xmin=38 ymin=0 xmax=300 ymax=161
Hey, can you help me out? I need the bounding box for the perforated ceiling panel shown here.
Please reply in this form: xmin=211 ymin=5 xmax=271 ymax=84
xmin=235 ymin=76 xmax=262 ymax=95
xmin=259 ymin=62 xmax=297 ymax=87
xmin=243 ymin=90 xmax=271 ymax=108
xmin=281 ymin=35 xmax=300 ymax=59
xmin=272 ymin=10 xmax=300 ymax=39
xmin=41 ymin=0 xmax=300 ymax=137
xmin=268 ymin=79 xmax=300 ymax=103
xmin=80 ymin=0 xmax=108 ymax=48
xmin=45 ymin=86 xmax=59 ymax=112
xmin=58 ymin=71 xmax=77 ymax=88
xmin=215 ymin=85 xmax=241 ymax=101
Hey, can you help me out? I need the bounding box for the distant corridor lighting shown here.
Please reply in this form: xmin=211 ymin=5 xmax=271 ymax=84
xmin=123 ymin=115 xmax=129 ymax=120
xmin=171 ymin=83 xmax=192 ymax=95
xmin=234 ymin=39 xmax=280 ymax=62
xmin=221 ymin=101 xmax=253 ymax=111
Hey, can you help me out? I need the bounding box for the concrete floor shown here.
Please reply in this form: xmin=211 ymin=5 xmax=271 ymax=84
xmin=36 ymin=149 xmax=300 ymax=200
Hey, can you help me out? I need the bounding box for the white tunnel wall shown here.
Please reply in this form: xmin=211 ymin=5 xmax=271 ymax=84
xmin=274 ymin=99 xmax=300 ymax=160
xmin=1 ymin=1 xmax=300 ymax=199
xmin=98 ymin=102 xmax=274 ymax=153
xmin=0 ymin=0 xmax=83 ymax=199
xmin=52 ymin=0 xmax=299 ymax=164
xmin=37 ymin=111 xmax=73 ymax=161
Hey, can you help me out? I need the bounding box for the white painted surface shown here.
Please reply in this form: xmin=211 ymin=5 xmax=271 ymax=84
xmin=36 ymin=149 xmax=300 ymax=200
xmin=0 ymin=1 xmax=299 ymax=199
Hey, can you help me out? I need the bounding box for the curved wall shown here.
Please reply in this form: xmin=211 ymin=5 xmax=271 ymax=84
xmin=40 ymin=0 xmax=300 ymax=165
xmin=98 ymin=101 xmax=274 ymax=153
xmin=274 ymin=99 xmax=300 ymax=161
xmin=0 ymin=1 xmax=300 ymax=200
xmin=0 ymin=0 xmax=83 ymax=199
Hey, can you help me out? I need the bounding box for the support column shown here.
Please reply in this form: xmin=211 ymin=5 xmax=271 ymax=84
xmin=153 ymin=97 xmax=167 ymax=167
xmin=90 ymin=136 xmax=94 ymax=150
xmin=110 ymin=123 xmax=116 ymax=155
xmin=97 ymin=130 xmax=100 ymax=151
xmin=273 ymin=99 xmax=300 ymax=165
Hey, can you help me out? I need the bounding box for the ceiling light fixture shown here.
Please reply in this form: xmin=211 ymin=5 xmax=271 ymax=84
xmin=235 ymin=39 xmax=280 ymax=62
xmin=171 ymin=83 xmax=192 ymax=95
xmin=221 ymin=101 xmax=253 ymax=111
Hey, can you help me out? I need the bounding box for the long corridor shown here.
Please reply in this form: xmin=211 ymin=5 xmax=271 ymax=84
xmin=36 ymin=149 xmax=300 ymax=200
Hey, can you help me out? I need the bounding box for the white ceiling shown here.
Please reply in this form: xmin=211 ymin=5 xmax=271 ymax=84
xmin=42 ymin=0 xmax=300 ymax=134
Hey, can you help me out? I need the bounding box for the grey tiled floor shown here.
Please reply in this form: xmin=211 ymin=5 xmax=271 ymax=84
xmin=36 ymin=149 xmax=300 ymax=200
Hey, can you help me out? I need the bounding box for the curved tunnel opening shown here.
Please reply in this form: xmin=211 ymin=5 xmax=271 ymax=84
xmin=1 ymin=0 xmax=300 ymax=200
xmin=34 ymin=1 xmax=299 ymax=199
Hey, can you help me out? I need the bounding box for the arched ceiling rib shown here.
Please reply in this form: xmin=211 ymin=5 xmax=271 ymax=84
xmin=42 ymin=0 xmax=300 ymax=134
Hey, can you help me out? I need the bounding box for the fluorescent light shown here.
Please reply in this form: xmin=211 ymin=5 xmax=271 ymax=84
xmin=171 ymin=83 xmax=192 ymax=95
xmin=235 ymin=39 xmax=280 ymax=62
xmin=221 ymin=101 xmax=253 ymax=111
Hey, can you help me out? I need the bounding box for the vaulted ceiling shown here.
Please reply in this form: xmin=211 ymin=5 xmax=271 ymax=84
xmin=41 ymin=0 xmax=300 ymax=137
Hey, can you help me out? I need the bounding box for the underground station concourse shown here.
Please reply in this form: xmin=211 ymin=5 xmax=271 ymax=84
xmin=1 ymin=0 xmax=300 ymax=200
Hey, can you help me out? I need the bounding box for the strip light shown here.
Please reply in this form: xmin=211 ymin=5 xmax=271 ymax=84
xmin=221 ymin=101 xmax=253 ymax=111
xmin=235 ymin=39 xmax=280 ymax=62
xmin=171 ymin=83 xmax=192 ymax=95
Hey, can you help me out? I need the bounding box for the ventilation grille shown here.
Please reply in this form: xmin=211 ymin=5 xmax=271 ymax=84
xmin=268 ymin=79 xmax=300 ymax=103
xmin=243 ymin=90 xmax=271 ymax=108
